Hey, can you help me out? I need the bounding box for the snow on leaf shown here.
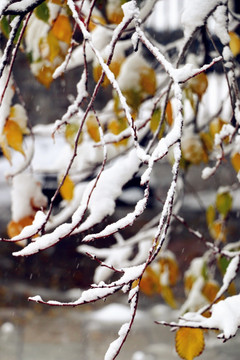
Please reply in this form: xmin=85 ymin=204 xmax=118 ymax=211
xmin=175 ymin=327 xmax=205 ymax=360
xmin=181 ymin=0 xmax=224 ymax=39
xmin=175 ymin=295 xmax=240 ymax=342
xmin=214 ymin=255 xmax=240 ymax=300
xmin=78 ymin=148 xmax=141 ymax=234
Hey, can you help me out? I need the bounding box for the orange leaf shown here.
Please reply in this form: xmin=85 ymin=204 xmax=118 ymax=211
xmin=59 ymin=175 xmax=74 ymax=201
xmin=7 ymin=215 xmax=34 ymax=238
xmin=51 ymin=15 xmax=72 ymax=44
xmin=175 ymin=327 xmax=205 ymax=360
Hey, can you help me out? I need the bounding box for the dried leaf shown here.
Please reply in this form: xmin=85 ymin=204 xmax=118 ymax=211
xmin=175 ymin=327 xmax=205 ymax=360
xmin=59 ymin=175 xmax=74 ymax=201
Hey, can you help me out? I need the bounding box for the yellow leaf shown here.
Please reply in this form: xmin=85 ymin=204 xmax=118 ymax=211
xmin=200 ymin=132 xmax=213 ymax=152
xmin=51 ymin=15 xmax=72 ymax=44
xmin=206 ymin=204 xmax=215 ymax=227
xmin=202 ymin=281 xmax=221 ymax=303
xmin=86 ymin=115 xmax=101 ymax=142
xmin=184 ymin=274 xmax=195 ymax=293
xmin=188 ymin=72 xmax=208 ymax=100
xmin=231 ymin=152 xmax=240 ymax=173
xmin=89 ymin=15 xmax=106 ymax=31
xmin=150 ymin=108 xmax=161 ymax=133
xmin=50 ymin=0 xmax=67 ymax=4
xmin=122 ymin=88 xmax=142 ymax=112
xmin=0 ymin=135 xmax=12 ymax=162
xmin=47 ymin=31 xmax=61 ymax=62
xmin=161 ymin=285 xmax=177 ymax=308
xmin=166 ymin=100 xmax=173 ymax=126
xmin=108 ymin=117 xmax=128 ymax=147
xmin=209 ymin=118 xmax=226 ymax=139
xmin=139 ymin=66 xmax=157 ymax=96
xmin=59 ymin=175 xmax=74 ymax=201
xmin=216 ymin=191 xmax=232 ymax=219
xmin=9 ymin=104 xmax=29 ymax=134
xmin=229 ymin=31 xmax=240 ymax=57
xmin=106 ymin=4 xmax=124 ymax=24
xmin=158 ymin=257 xmax=179 ymax=286
xmin=3 ymin=119 xmax=25 ymax=155
xmin=93 ymin=60 xmax=122 ymax=87
xmin=175 ymin=327 xmax=205 ymax=360
xmin=36 ymin=65 xmax=54 ymax=88
xmin=209 ymin=219 xmax=227 ymax=242
xmin=139 ymin=267 xmax=161 ymax=296
xmin=65 ymin=122 xmax=83 ymax=148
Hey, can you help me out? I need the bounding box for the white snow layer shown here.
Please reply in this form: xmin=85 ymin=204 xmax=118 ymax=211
xmin=181 ymin=294 xmax=240 ymax=340
xmin=181 ymin=0 xmax=226 ymax=38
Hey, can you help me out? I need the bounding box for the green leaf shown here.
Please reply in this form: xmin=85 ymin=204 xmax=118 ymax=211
xmin=0 ymin=16 xmax=11 ymax=38
xmin=34 ymin=2 xmax=50 ymax=23
xmin=218 ymin=255 xmax=231 ymax=274
xmin=216 ymin=191 xmax=232 ymax=219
